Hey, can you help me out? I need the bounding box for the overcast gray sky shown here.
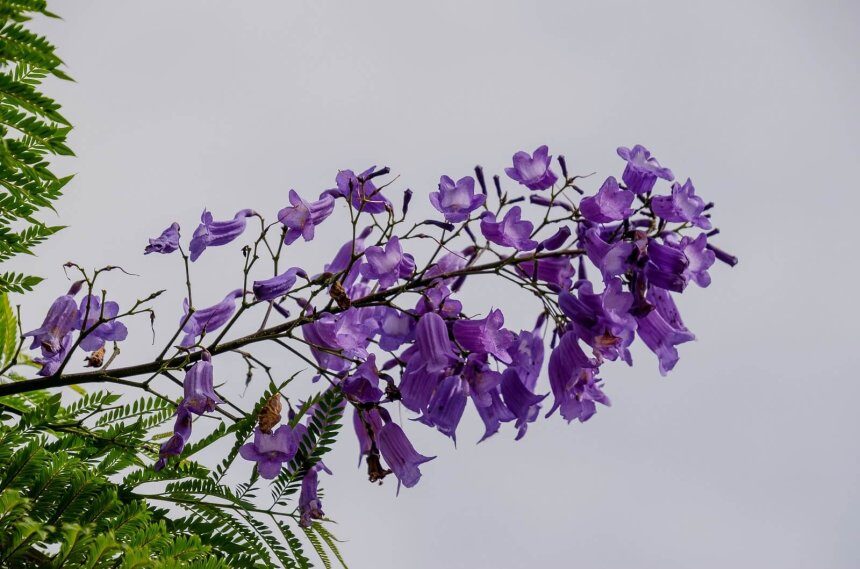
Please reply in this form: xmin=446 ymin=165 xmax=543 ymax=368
xmin=17 ymin=1 xmax=860 ymax=567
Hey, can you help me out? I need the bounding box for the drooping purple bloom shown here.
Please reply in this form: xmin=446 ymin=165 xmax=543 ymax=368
xmin=474 ymin=388 xmax=515 ymax=442
xmin=424 ymin=251 xmax=468 ymax=285
xmin=514 ymin=255 xmax=575 ymax=291
xmin=189 ymin=209 xmax=256 ymax=262
xmin=399 ymin=357 xmax=444 ymax=413
xmin=505 ymin=145 xmax=558 ymax=191
xmin=342 ymin=354 xmax=383 ymax=403
xmin=328 ymin=167 xmax=391 ymax=214
xmin=581 ymin=227 xmax=634 ymax=282
xmin=479 ymin=207 xmax=537 ymax=250
xmin=506 ymin=329 xmax=545 ymax=391
xmin=651 ymin=178 xmax=711 ymax=229
xmin=23 ymin=289 xmax=80 ymax=355
xmin=377 ymin=421 xmax=435 ymax=491
xmin=559 ymin=279 xmax=637 ymax=364
xmin=579 ymin=176 xmax=635 ymax=223
xmin=302 ymin=307 xmax=379 ymax=371
xmin=500 ymin=368 xmax=547 ymax=440
xmin=376 ymin=307 xmax=416 ymax=351
xmin=182 ymin=351 xmax=222 ymax=414
xmin=144 ymin=222 xmax=180 ymax=255
xmin=278 ymin=190 xmax=335 ymax=245
xmin=252 ymin=267 xmax=306 ymax=301
xmin=425 ymin=374 xmax=468 ymax=442
xmin=452 ymin=309 xmax=515 ymax=364
xmin=360 ymin=237 xmax=415 ymax=288
xmin=546 ymin=332 xmax=610 ymax=422
xmin=75 ymin=295 xmax=129 ymax=352
xmin=353 ymin=407 xmax=386 ymax=466
xmin=323 ymin=226 xmax=373 ymax=290
xmin=239 ymin=424 xmax=298 ymax=479
xmin=616 ymin=145 xmax=674 ymax=194
xmin=33 ymin=333 xmax=72 ymax=377
xmin=414 ymin=312 xmax=457 ymax=373
xmin=155 ymin=403 xmax=193 ymax=471
xmin=645 ymin=239 xmax=689 ymax=293
xmin=179 ymin=289 xmax=243 ymax=347
xmin=636 ymin=287 xmax=696 ymax=375
xmin=429 ymin=175 xmax=486 ymax=223
xmin=299 ymin=463 xmax=329 ymax=526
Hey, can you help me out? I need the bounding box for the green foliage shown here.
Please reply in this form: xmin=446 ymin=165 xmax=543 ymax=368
xmin=0 ymin=0 xmax=71 ymax=294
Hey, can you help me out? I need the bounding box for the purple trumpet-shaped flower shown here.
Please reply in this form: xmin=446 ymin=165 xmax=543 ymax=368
xmin=183 ymin=351 xmax=222 ymax=415
xmin=353 ymin=407 xmax=386 ymax=466
xmin=475 ymin=388 xmax=515 ymax=442
xmin=616 ymin=145 xmax=674 ymax=194
xmin=580 ymin=227 xmax=634 ymax=283
xmin=328 ymin=167 xmax=391 ymax=214
xmin=547 ymin=332 xmax=610 ymax=422
xmin=299 ymin=463 xmax=330 ymax=526
xmin=252 ymin=267 xmax=306 ymax=301
xmin=360 ymin=237 xmax=415 ymax=289
xmin=398 ymin=351 xmax=444 ymax=413
xmin=24 ymin=286 xmax=80 ymax=355
xmin=33 ymin=333 xmax=72 ymax=377
xmin=500 ymin=368 xmax=547 ymax=440
xmin=429 ymin=175 xmax=486 ymax=223
xmin=302 ymin=307 xmax=379 ymax=371
xmin=425 ymin=374 xmax=468 ymax=442
xmin=539 ymin=226 xmax=571 ymax=251
xmin=239 ymin=424 xmax=298 ymax=479
xmin=278 ymin=190 xmax=335 ymax=245
xmin=189 ymin=209 xmax=255 ymax=262
xmin=636 ymin=287 xmax=696 ymax=375
xmin=377 ymin=421 xmax=435 ymax=491
xmin=514 ymin=255 xmax=575 ymax=291
xmin=645 ymin=239 xmax=689 ymax=293
xmin=144 ymin=222 xmax=180 ymax=255
xmin=342 ymin=354 xmax=383 ymax=403
xmin=324 ymin=226 xmax=373 ymax=290
xmin=651 ymin=178 xmax=711 ymax=230
xmin=453 ymin=308 xmax=515 ymax=364
xmin=579 ymin=176 xmax=635 ymax=223
xmin=506 ymin=329 xmax=545 ymax=391
xmin=461 ymin=354 xmax=512 ymax=441
xmin=479 ymin=207 xmax=537 ymax=251
xmin=376 ymin=307 xmax=415 ymax=351
xmin=179 ymin=289 xmax=243 ymax=347
xmin=414 ymin=312 xmax=457 ymax=373
xmin=559 ymin=279 xmax=637 ymax=364
xmin=505 ymin=145 xmax=558 ymax=191
xmin=666 ymin=233 xmax=716 ymax=288
xmin=75 ymin=295 xmax=129 ymax=352
xmin=155 ymin=403 xmax=193 ymax=471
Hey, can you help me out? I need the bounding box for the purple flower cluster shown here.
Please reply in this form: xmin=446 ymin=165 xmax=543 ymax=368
xmin=22 ymin=143 xmax=732 ymax=525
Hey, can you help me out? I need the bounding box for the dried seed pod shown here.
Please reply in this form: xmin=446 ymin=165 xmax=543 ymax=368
xmin=329 ymin=281 xmax=351 ymax=310
xmin=257 ymin=394 xmax=282 ymax=434
xmin=84 ymin=346 xmax=106 ymax=368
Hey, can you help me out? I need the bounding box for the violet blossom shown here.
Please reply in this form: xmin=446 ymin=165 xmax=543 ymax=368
xmin=651 ymin=178 xmax=711 ymax=229
xmin=189 ymin=209 xmax=256 ymax=262
xmin=505 ymin=145 xmax=558 ymax=191
xmin=579 ymin=176 xmax=635 ymax=223
xmin=144 ymin=222 xmax=180 ymax=255
xmin=299 ymin=463 xmax=331 ymax=526
xmin=239 ymin=424 xmax=298 ymax=479
xmin=429 ymin=175 xmax=486 ymax=222
xmin=360 ymin=236 xmax=415 ymax=289
xmin=514 ymin=255 xmax=575 ymax=291
xmin=616 ymin=144 xmax=674 ymax=194
xmin=182 ymin=351 xmax=222 ymax=415
xmin=636 ymin=287 xmax=696 ymax=375
xmin=342 ymin=354 xmax=383 ymax=403
xmin=425 ymin=374 xmax=468 ymax=442
xmin=155 ymin=403 xmax=193 ymax=471
xmin=500 ymin=367 xmax=547 ymax=440
xmin=328 ymin=167 xmax=391 ymax=214
xmin=23 ymin=283 xmax=81 ymax=356
xmin=546 ymin=331 xmax=610 ymax=422
xmin=377 ymin=421 xmax=435 ymax=491
xmin=278 ymin=190 xmax=335 ymax=245
xmin=645 ymin=239 xmax=690 ymax=293
xmin=76 ymin=295 xmax=128 ymax=352
xmin=559 ymin=279 xmax=637 ymax=364
xmin=480 ymin=207 xmax=538 ymax=251
xmin=180 ymin=289 xmax=243 ymax=347
xmin=252 ymin=267 xmax=306 ymax=301
xmin=452 ymin=308 xmax=515 ymax=364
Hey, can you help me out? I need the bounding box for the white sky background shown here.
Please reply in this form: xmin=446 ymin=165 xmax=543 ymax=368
xmin=16 ymin=1 xmax=860 ymax=567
